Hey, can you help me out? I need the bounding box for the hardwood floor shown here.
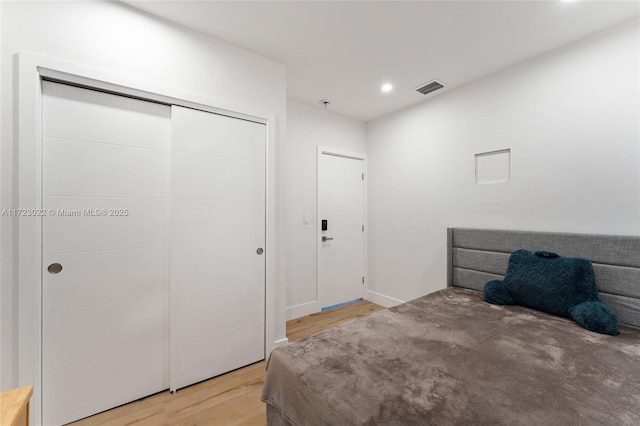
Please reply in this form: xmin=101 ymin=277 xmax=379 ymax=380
xmin=70 ymin=300 xmax=384 ymax=426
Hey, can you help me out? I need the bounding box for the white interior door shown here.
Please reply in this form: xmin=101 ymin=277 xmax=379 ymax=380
xmin=41 ymin=81 xmax=171 ymax=425
xmin=169 ymin=106 xmax=266 ymax=391
xmin=318 ymin=150 xmax=365 ymax=309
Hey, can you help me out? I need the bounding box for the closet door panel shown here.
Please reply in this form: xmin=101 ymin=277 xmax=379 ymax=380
xmin=43 ymin=247 xmax=169 ymax=314
xmin=42 ymin=80 xmax=170 ymax=150
xmin=170 ymin=243 xmax=262 ymax=295
xmin=43 ymin=196 xmax=168 ymax=254
xmin=170 ymin=106 xmax=265 ymax=391
xmin=170 ymin=282 xmax=264 ymax=343
xmin=43 ymin=136 xmax=169 ymax=198
xmin=170 ymin=322 xmax=264 ymax=393
xmin=171 ymin=199 xmax=264 ymax=246
xmin=171 ymin=152 xmax=262 ymax=201
xmin=42 ymin=81 xmax=171 ymax=425
xmin=171 ymin=106 xmax=263 ymax=158
xmin=43 ymin=295 xmax=168 ymax=372
xmin=43 ymin=342 xmax=169 ymax=426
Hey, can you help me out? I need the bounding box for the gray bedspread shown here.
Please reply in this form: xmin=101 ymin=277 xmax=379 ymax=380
xmin=261 ymin=288 xmax=640 ymax=425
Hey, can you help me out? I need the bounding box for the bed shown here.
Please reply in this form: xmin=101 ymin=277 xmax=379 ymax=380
xmin=261 ymin=228 xmax=640 ymax=425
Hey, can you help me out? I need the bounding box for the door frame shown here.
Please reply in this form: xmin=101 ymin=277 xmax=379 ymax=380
xmin=316 ymin=146 xmax=368 ymax=311
xmin=15 ymin=52 xmax=278 ymax=424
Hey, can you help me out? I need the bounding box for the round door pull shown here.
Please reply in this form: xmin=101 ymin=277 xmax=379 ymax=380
xmin=48 ymin=263 xmax=63 ymax=274
xmin=256 ymin=248 xmax=264 ymax=255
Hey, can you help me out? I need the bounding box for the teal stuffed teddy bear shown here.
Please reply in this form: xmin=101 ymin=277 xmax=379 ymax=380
xmin=484 ymin=249 xmax=618 ymax=335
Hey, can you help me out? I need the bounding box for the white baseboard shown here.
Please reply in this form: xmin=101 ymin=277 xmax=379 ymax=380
xmin=273 ymin=338 xmax=289 ymax=348
xmin=286 ymin=300 xmax=319 ymax=320
xmin=365 ymin=290 xmax=405 ymax=308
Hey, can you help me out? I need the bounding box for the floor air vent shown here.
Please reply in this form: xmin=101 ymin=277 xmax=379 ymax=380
xmin=414 ymin=80 xmax=445 ymax=95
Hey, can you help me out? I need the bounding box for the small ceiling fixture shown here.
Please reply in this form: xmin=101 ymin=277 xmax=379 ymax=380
xmin=381 ymin=83 xmax=393 ymax=93
xmin=318 ymin=99 xmax=330 ymax=109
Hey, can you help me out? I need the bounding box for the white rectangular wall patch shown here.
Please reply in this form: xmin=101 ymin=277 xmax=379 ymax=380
xmin=475 ymin=149 xmax=510 ymax=184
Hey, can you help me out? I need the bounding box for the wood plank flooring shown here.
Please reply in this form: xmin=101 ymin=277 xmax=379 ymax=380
xmin=69 ymin=300 xmax=384 ymax=426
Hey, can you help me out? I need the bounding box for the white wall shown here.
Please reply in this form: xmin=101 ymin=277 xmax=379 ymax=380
xmin=0 ymin=0 xmax=287 ymax=390
xmin=285 ymin=101 xmax=367 ymax=319
xmin=366 ymin=19 xmax=640 ymax=305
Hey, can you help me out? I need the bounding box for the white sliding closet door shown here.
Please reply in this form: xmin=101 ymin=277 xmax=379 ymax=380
xmin=41 ymin=81 xmax=171 ymax=425
xmin=169 ymin=106 xmax=266 ymax=391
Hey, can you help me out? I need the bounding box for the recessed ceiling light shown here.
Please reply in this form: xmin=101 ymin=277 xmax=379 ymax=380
xmin=381 ymin=83 xmax=393 ymax=93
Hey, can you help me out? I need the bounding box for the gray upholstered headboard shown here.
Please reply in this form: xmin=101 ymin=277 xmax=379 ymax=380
xmin=447 ymin=228 xmax=640 ymax=328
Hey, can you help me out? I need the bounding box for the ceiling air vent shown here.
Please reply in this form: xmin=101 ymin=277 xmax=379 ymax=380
xmin=414 ymin=80 xmax=445 ymax=96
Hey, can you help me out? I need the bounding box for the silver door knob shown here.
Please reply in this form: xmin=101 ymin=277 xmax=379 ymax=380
xmin=256 ymin=248 xmax=264 ymax=255
xmin=322 ymin=236 xmax=334 ymax=242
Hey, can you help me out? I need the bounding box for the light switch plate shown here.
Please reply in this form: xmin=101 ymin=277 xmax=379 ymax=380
xmin=303 ymin=214 xmax=311 ymax=225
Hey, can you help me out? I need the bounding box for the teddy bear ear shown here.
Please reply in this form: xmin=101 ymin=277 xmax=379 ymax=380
xmin=483 ymin=280 xmax=514 ymax=305
xmin=535 ymin=250 xmax=559 ymax=258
